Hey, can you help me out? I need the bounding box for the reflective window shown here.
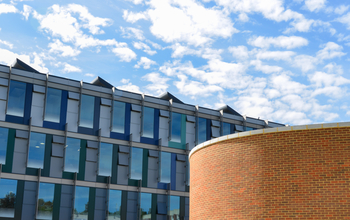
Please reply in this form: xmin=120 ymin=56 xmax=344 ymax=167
xmin=73 ymin=186 xmax=89 ymax=220
xmin=168 ymin=196 xmax=180 ymax=220
xmin=108 ymin=190 xmax=122 ymax=220
xmin=27 ymin=132 xmax=46 ymax=169
xmin=140 ymin=193 xmax=152 ymax=220
xmin=79 ymin=94 xmax=95 ymax=128
xmin=112 ymin=101 xmax=125 ymax=133
xmin=222 ymin=122 xmax=231 ymax=135
xmin=197 ymin=118 xmax=207 ymax=144
xmin=7 ymin=80 xmax=26 ymax=117
xmin=171 ymin=112 xmax=181 ymax=143
xmin=130 ymin=147 xmax=143 ymax=180
xmin=0 ymin=178 xmax=17 ymax=218
xmin=64 ymin=138 xmax=81 ymax=173
xmin=0 ymin=127 xmax=9 ymax=164
xmin=99 ymin=142 xmax=113 ymax=176
xmin=44 ymin=88 xmax=62 ymax=123
xmin=246 ymin=127 xmax=255 ymax=131
xmin=37 ymin=183 xmax=54 ymax=220
xmin=142 ymin=107 xmax=154 ymax=138
xmin=160 ymin=152 xmax=171 ymax=183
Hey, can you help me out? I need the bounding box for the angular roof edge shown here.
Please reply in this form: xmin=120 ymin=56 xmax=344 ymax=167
xmin=12 ymin=58 xmax=40 ymax=73
xmin=90 ymin=76 xmax=114 ymax=89
xmin=217 ymin=105 xmax=242 ymax=116
xmin=158 ymin=92 xmax=184 ymax=104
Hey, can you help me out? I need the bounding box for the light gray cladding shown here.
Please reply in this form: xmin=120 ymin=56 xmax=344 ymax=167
xmin=148 ymin=157 xmax=158 ymax=188
xmin=186 ymin=121 xmax=195 ymax=151
xmin=12 ymin=137 xmax=28 ymax=174
xmin=21 ymin=181 xmax=37 ymax=220
xmin=60 ymin=185 xmax=73 ymax=220
xmin=50 ymin=156 xmax=63 ymax=178
xmin=94 ymin=188 xmax=107 ymax=220
xmin=176 ymin=160 xmax=186 ymax=192
xmin=52 ymin=143 xmax=64 ymax=158
xmin=99 ymin=104 xmax=111 ymax=138
xmin=126 ymin=191 xmax=138 ymax=220
xmin=85 ymin=161 xmax=97 ymax=182
xmin=158 ymin=116 xmax=169 ymax=147
xmin=117 ymin=165 xmax=128 ymax=185
xmin=66 ymin=97 xmax=79 ymax=132
xmin=31 ymin=92 xmax=45 ymax=127
xmin=130 ymin=111 xmax=141 ymax=142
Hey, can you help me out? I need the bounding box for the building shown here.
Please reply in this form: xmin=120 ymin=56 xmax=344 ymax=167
xmin=189 ymin=123 xmax=350 ymax=219
xmin=0 ymin=59 xmax=284 ymax=220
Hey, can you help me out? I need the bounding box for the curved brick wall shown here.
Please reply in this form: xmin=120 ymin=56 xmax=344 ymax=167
xmin=189 ymin=124 xmax=350 ymax=219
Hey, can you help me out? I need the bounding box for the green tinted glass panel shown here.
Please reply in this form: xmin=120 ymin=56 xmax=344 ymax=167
xmin=37 ymin=183 xmax=54 ymax=220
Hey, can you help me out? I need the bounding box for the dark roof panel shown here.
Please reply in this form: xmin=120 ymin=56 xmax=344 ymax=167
xmin=217 ymin=105 xmax=242 ymax=116
xmin=90 ymin=76 xmax=113 ymax=89
xmin=12 ymin=58 xmax=40 ymax=73
xmin=158 ymin=92 xmax=184 ymax=104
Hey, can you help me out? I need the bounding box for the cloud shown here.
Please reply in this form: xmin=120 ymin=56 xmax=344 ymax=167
xmin=126 ymin=0 xmax=144 ymax=4
xmin=248 ymin=36 xmax=308 ymax=49
xmin=117 ymin=78 xmax=142 ymax=94
xmin=120 ymin=27 xmax=145 ymax=40
xmin=84 ymin=73 xmax=95 ymax=77
xmin=63 ymin=63 xmax=81 ymax=73
xmin=334 ymin=5 xmax=349 ymax=15
xmin=316 ymin=42 xmax=346 ymax=60
xmin=142 ymin=72 xmax=170 ymax=95
xmin=293 ymin=55 xmax=318 ymax=72
xmin=229 ymin=46 xmax=249 ymax=60
xmin=134 ymin=57 xmax=157 ymax=69
xmin=0 ymin=39 xmax=13 ymax=49
xmin=256 ymin=50 xmax=295 ymax=61
xmin=304 ymin=0 xmax=326 ymax=12
xmin=0 ymin=3 xmax=18 ymax=14
xmin=250 ymin=60 xmax=283 ymax=74
xmin=170 ymin=43 xmax=223 ymax=60
xmin=21 ymin=5 xmax=32 ymax=20
xmin=48 ymin=39 xmax=80 ymax=57
xmin=123 ymin=10 xmax=147 ymax=23
xmin=112 ymin=46 xmax=137 ymax=62
xmin=133 ymin=41 xmax=157 ymax=55
xmin=337 ymin=12 xmax=350 ymax=29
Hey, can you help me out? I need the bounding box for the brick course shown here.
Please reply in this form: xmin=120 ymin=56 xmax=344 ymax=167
xmin=189 ymin=127 xmax=350 ymax=219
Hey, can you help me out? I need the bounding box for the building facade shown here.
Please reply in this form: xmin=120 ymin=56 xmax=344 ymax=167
xmin=0 ymin=59 xmax=284 ymax=220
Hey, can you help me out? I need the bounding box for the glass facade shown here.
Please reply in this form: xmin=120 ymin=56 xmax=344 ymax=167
xmin=130 ymin=147 xmax=143 ymax=180
xmin=7 ymin=80 xmax=26 ymax=117
xmin=37 ymin=183 xmax=54 ymax=220
xmin=0 ymin=127 xmax=8 ymax=164
xmin=140 ymin=193 xmax=152 ymax=220
xmin=44 ymin=88 xmax=62 ymax=123
xmin=79 ymin=94 xmax=95 ymax=128
xmin=64 ymin=138 xmax=81 ymax=173
xmin=171 ymin=112 xmax=181 ymax=143
xmin=74 ymin=186 xmax=89 ymax=220
xmin=108 ymin=190 xmax=122 ymax=220
xmin=246 ymin=126 xmax=255 ymax=131
xmin=222 ymin=122 xmax=231 ymax=135
xmin=169 ymin=196 xmax=180 ymax=220
xmin=142 ymin=107 xmax=154 ymax=138
xmin=197 ymin=117 xmax=207 ymax=144
xmin=98 ymin=142 xmax=113 ymax=176
xmin=112 ymin=101 xmax=125 ymax=133
xmin=27 ymin=132 xmax=46 ymax=169
xmin=0 ymin=179 xmax=17 ymax=218
xmin=160 ymin=152 xmax=171 ymax=183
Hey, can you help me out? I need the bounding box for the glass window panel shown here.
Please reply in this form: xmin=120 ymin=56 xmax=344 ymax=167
xmin=140 ymin=193 xmax=152 ymax=220
xmin=197 ymin=118 xmax=207 ymax=144
xmin=0 ymin=179 xmax=17 ymax=218
xmin=130 ymin=147 xmax=143 ymax=180
xmin=37 ymin=183 xmax=54 ymax=220
xmin=108 ymin=190 xmax=122 ymax=220
xmin=160 ymin=152 xmax=171 ymax=183
xmin=168 ymin=196 xmax=180 ymax=220
xmin=27 ymin=132 xmax=46 ymax=169
xmin=222 ymin=122 xmax=231 ymax=136
xmin=7 ymin=80 xmax=26 ymax=117
xmin=171 ymin=113 xmax=181 ymax=143
xmin=0 ymin=127 xmax=9 ymax=164
xmin=79 ymin=94 xmax=95 ymax=128
xmin=142 ymin=107 xmax=154 ymax=138
xmin=73 ymin=186 xmax=89 ymax=220
xmin=246 ymin=127 xmax=255 ymax=131
xmin=99 ymin=143 xmax=113 ymax=176
xmin=112 ymin=101 xmax=125 ymax=133
xmin=64 ymin=138 xmax=81 ymax=173
xmin=44 ymin=88 xmax=62 ymax=123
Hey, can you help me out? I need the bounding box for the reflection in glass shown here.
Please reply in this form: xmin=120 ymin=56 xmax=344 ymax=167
xmin=99 ymin=142 xmax=113 ymax=176
xmin=171 ymin=113 xmax=181 ymax=143
xmin=246 ymin=127 xmax=255 ymax=131
xmin=112 ymin=101 xmax=125 ymax=133
xmin=222 ymin=122 xmax=231 ymax=135
xmin=64 ymin=138 xmax=81 ymax=173
xmin=79 ymin=94 xmax=95 ymax=128
xmin=168 ymin=196 xmax=180 ymax=220
xmin=160 ymin=152 xmax=171 ymax=183
xmin=0 ymin=127 xmax=9 ymax=164
xmin=37 ymin=183 xmax=54 ymax=220
xmin=140 ymin=193 xmax=152 ymax=220
xmin=108 ymin=190 xmax=121 ymax=220
xmin=44 ymin=88 xmax=62 ymax=123
xmin=28 ymin=132 xmax=46 ymax=169
xmin=0 ymin=179 xmax=17 ymax=218
xmin=130 ymin=147 xmax=143 ymax=180
xmin=142 ymin=107 xmax=154 ymax=138
xmin=197 ymin=118 xmax=207 ymax=144
xmin=74 ymin=186 xmax=89 ymax=220
xmin=7 ymin=80 xmax=26 ymax=117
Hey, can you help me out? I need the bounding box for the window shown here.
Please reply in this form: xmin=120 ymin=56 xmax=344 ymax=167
xmin=222 ymin=122 xmax=231 ymax=135
xmin=108 ymin=190 xmax=122 ymax=220
xmin=197 ymin=118 xmax=207 ymax=144
xmin=142 ymin=107 xmax=154 ymax=138
xmin=37 ymin=183 xmax=54 ymax=220
xmin=98 ymin=142 xmax=113 ymax=176
xmin=64 ymin=138 xmax=81 ymax=173
xmin=79 ymin=94 xmax=95 ymax=128
xmin=0 ymin=178 xmax=17 ymax=218
xmin=160 ymin=152 xmax=171 ymax=183
xmin=169 ymin=196 xmax=180 ymax=220
xmin=44 ymin=88 xmax=62 ymax=123
xmin=130 ymin=147 xmax=143 ymax=180
xmin=7 ymin=80 xmax=26 ymax=117
xmin=112 ymin=101 xmax=126 ymax=133
xmin=73 ymin=186 xmax=89 ymax=220
xmin=171 ymin=112 xmax=181 ymax=143
xmin=246 ymin=127 xmax=255 ymax=131
xmin=27 ymin=132 xmax=46 ymax=169
xmin=0 ymin=127 xmax=9 ymax=164
xmin=140 ymin=193 xmax=152 ymax=220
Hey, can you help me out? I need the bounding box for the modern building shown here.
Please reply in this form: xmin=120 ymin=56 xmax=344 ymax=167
xmin=0 ymin=59 xmax=284 ymax=220
xmin=189 ymin=123 xmax=350 ymax=219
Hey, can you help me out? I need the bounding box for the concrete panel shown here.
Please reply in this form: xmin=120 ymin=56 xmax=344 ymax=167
xmin=95 ymin=196 xmax=105 ymax=210
xmin=130 ymin=111 xmax=141 ymax=124
xmin=53 ymin=135 xmax=65 ymax=144
xmin=21 ymin=204 xmax=35 ymax=220
xmin=61 ymin=185 xmax=73 ymax=194
xmin=24 ymin=181 xmax=37 ymax=191
xmin=86 ymin=148 xmax=97 ymax=162
xmin=159 ymin=129 xmax=168 ymax=147
xmin=60 ymin=194 xmax=73 ymax=208
xmin=59 ymin=207 xmax=72 ymax=220
xmin=130 ymin=123 xmax=140 ymax=142
xmin=96 ymin=188 xmax=106 ymax=197
xmin=117 ymin=165 xmax=128 ymax=185
xmin=66 ymin=112 xmax=78 ymax=132
xmin=67 ymin=99 xmax=79 ymax=113
xmin=0 ymin=86 xmax=7 ymax=100
xmin=50 ymin=157 xmax=63 ymax=178
xmin=118 ymin=153 xmax=129 ymax=166
xmin=32 ymin=92 xmax=44 ymax=107
xmin=99 ymin=118 xmax=110 ymax=138
xmin=52 ymin=143 xmax=64 ymax=158
xmin=14 ymin=138 xmax=28 ymax=153
xmin=186 ymin=133 xmax=195 ymax=151
xmin=148 ymin=157 xmax=158 ymax=170
xmin=12 ymin=152 xmax=26 ymax=174
xmin=159 ymin=117 xmax=168 ymax=129
xmin=100 ymin=106 xmax=111 ymax=119
xmin=186 ymin=122 xmax=195 ymax=134
xmin=147 ymin=169 xmax=158 ymax=188
xmin=94 ymin=210 xmax=106 ymax=220
xmin=23 ymin=190 xmax=36 ymax=205
xmin=0 ymin=100 xmax=5 ymax=121
xmin=30 ymin=105 xmax=44 ymax=127
xmin=85 ymin=161 xmax=97 ymax=182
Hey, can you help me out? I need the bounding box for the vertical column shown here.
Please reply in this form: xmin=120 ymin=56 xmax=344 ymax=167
xmin=31 ymin=85 xmax=45 ymax=127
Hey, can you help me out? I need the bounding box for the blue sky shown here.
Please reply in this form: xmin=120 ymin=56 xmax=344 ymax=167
xmin=1 ymin=0 xmax=350 ymax=125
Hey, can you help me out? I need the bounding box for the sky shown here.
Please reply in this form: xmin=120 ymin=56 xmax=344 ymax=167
xmin=0 ymin=0 xmax=350 ymax=126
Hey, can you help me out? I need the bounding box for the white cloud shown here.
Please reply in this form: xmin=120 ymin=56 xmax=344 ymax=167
xmin=123 ymin=10 xmax=147 ymax=23
xmin=120 ymin=27 xmax=145 ymax=40
xmin=304 ymin=0 xmax=326 ymax=12
xmin=256 ymin=50 xmax=295 ymax=61
xmin=126 ymin=0 xmax=144 ymax=4
xmin=134 ymin=57 xmax=157 ymax=69
xmin=133 ymin=41 xmax=157 ymax=55
xmin=21 ymin=4 xmax=32 ymax=20
xmin=238 ymin=13 xmax=249 ymax=22
xmin=228 ymin=46 xmax=249 ymax=60
xmin=48 ymin=39 xmax=80 ymax=57
xmin=334 ymin=5 xmax=349 ymax=15
xmin=316 ymin=42 xmax=346 ymax=60
xmin=112 ymin=46 xmax=137 ymax=62
xmin=0 ymin=3 xmax=18 ymax=14
xmin=117 ymin=78 xmax=142 ymax=94
xmin=248 ymin=36 xmax=308 ymax=49
xmin=84 ymin=73 xmax=95 ymax=77
xmin=142 ymin=73 xmax=170 ymax=95
xmin=337 ymin=12 xmax=350 ymax=29
xmin=63 ymin=63 xmax=81 ymax=73
xmin=0 ymin=39 xmax=13 ymax=49
xmin=170 ymin=43 xmax=222 ymax=60
xmin=293 ymin=55 xmax=318 ymax=72
xmin=250 ymin=60 xmax=283 ymax=74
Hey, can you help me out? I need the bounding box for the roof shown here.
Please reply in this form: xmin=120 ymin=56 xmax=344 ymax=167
xmin=158 ymin=92 xmax=184 ymax=104
xmin=217 ymin=105 xmax=242 ymax=116
xmin=90 ymin=76 xmax=114 ymax=89
xmin=12 ymin=58 xmax=40 ymax=73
